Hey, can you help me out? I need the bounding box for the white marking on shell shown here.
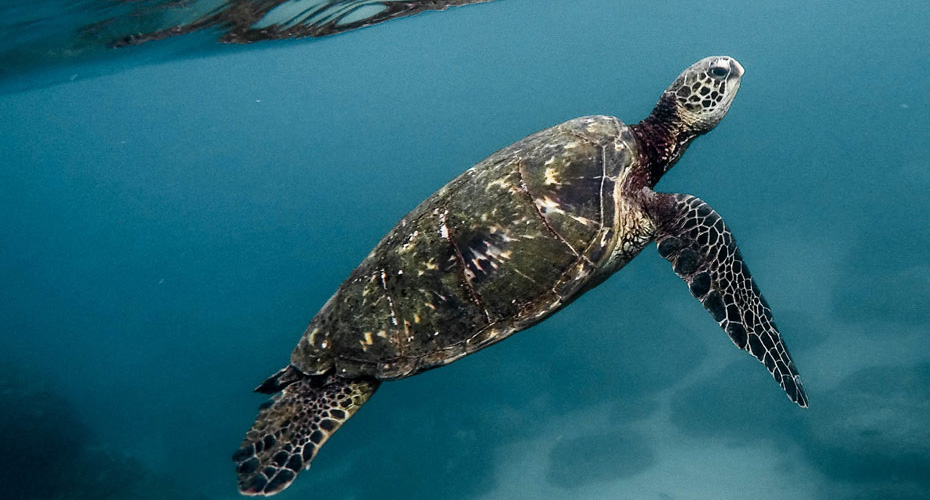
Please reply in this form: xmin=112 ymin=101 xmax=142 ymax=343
xmin=360 ymin=331 xmax=374 ymax=350
xmin=511 ymin=267 xmax=538 ymax=284
xmin=537 ymin=196 xmax=566 ymax=215
xmin=379 ymin=269 xmax=399 ymax=326
xmin=569 ymin=213 xmax=596 ymax=226
xmin=488 ymin=225 xmax=515 ymax=242
xmin=398 ymin=230 xmax=419 ymax=254
xmin=574 ymin=266 xmax=590 ymax=280
xmin=438 ymin=210 xmax=449 ymax=239
xmin=544 ymin=162 xmax=560 ymax=185
xmin=533 ymin=301 xmax=559 ymax=319
xmin=308 ymin=328 xmax=320 ymax=347
xmin=467 ymin=240 xmax=512 ymax=275
xmin=486 ymin=243 xmax=512 ymax=262
xmin=486 ymin=177 xmax=512 ymax=190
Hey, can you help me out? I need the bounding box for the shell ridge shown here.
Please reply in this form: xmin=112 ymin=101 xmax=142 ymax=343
xmin=442 ymin=207 xmax=494 ymax=324
xmin=514 ymin=159 xmax=584 ymax=260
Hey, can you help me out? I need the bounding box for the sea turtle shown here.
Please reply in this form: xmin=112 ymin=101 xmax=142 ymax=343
xmin=233 ymin=56 xmax=808 ymax=496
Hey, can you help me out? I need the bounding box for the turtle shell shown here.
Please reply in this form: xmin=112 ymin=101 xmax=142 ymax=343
xmin=291 ymin=115 xmax=639 ymax=379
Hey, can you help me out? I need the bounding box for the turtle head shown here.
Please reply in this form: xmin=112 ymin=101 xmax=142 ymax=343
xmin=664 ymin=56 xmax=744 ymax=135
xmin=631 ymin=56 xmax=744 ymax=187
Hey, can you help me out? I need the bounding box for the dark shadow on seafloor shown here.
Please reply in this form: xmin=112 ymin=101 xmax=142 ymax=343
xmin=546 ymin=430 xmax=656 ymax=489
xmin=669 ymin=359 xmax=807 ymax=444
xmin=668 ymin=359 xmax=930 ymax=500
xmin=0 ymin=358 xmax=208 ymax=500
xmin=805 ymin=363 xmax=930 ymax=500
xmin=831 ymin=192 xmax=930 ymax=331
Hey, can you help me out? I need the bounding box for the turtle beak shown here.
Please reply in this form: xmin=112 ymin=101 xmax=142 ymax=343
xmin=729 ymin=59 xmax=745 ymax=79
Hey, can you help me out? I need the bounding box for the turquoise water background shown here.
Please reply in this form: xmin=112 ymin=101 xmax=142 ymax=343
xmin=2 ymin=1 xmax=929 ymax=499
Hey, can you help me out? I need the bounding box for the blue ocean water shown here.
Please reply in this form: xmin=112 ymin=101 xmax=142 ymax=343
xmin=1 ymin=1 xmax=929 ymax=499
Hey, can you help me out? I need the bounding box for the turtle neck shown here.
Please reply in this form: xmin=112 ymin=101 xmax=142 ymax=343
xmin=629 ymin=92 xmax=697 ymax=190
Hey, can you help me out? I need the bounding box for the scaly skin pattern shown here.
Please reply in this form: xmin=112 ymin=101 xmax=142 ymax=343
xmin=234 ymin=375 xmax=379 ymax=495
xmin=645 ymin=192 xmax=808 ymax=406
xmin=291 ymin=116 xmax=654 ymax=379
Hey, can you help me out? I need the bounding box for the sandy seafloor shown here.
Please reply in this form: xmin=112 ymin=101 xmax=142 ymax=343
xmin=1 ymin=1 xmax=929 ymax=499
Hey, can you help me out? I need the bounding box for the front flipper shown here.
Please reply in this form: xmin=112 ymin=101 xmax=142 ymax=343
xmin=233 ymin=372 xmax=380 ymax=495
xmin=644 ymin=192 xmax=808 ymax=407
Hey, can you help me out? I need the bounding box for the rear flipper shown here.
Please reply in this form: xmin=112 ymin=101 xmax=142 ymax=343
xmin=233 ymin=370 xmax=380 ymax=495
xmin=645 ymin=191 xmax=808 ymax=407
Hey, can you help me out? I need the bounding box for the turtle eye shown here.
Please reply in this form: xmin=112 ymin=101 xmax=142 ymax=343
xmin=709 ymin=65 xmax=729 ymax=79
